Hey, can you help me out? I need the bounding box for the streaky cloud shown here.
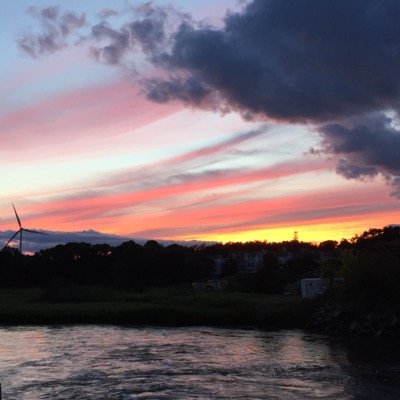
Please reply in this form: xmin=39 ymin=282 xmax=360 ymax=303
xmin=132 ymin=183 xmax=399 ymax=239
xmin=0 ymin=81 xmax=180 ymax=157
xmin=22 ymin=157 xmax=324 ymax=231
xmin=94 ymin=126 xmax=270 ymax=190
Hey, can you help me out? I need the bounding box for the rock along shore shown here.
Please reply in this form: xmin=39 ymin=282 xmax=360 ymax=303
xmin=305 ymin=304 xmax=400 ymax=338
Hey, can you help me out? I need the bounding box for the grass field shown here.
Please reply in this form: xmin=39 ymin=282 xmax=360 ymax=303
xmin=0 ymin=286 xmax=316 ymax=328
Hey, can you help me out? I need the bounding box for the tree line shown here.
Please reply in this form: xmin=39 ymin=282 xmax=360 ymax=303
xmin=0 ymin=240 xmax=213 ymax=289
xmin=0 ymin=226 xmax=399 ymax=310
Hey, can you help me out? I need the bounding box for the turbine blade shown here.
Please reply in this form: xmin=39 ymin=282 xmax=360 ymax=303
xmin=12 ymin=204 xmax=22 ymax=228
xmin=22 ymin=228 xmax=47 ymax=235
xmin=5 ymin=230 xmax=20 ymax=247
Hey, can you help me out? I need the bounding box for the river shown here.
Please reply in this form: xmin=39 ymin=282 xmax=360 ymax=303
xmin=0 ymin=326 xmax=399 ymax=399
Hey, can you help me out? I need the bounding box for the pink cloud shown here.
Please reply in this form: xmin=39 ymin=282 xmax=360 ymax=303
xmin=2 ymin=167 xmax=397 ymax=242
xmin=95 ymin=126 xmax=270 ymax=189
xmin=129 ymin=183 xmax=400 ymax=238
xmin=0 ymin=81 xmax=181 ymax=159
xmin=21 ymin=157 xmax=325 ymax=220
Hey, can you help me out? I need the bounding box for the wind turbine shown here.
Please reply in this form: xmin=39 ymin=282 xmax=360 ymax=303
xmin=4 ymin=204 xmax=46 ymax=253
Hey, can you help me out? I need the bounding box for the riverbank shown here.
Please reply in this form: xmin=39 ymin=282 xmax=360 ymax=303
xmin=305 ymin=302 xmax=400 ymax=338
xmin=0 ymin=286 xmax=316 ymax=328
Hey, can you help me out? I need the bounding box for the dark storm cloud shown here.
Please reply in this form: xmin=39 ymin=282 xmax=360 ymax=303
xmin=99 ymin=8 xmax=119 ymax=19
xmin=18 ymin=28 xmax=64 ymax=58
xmin=39 ymin=6 xmax=58 ymax=20
xmin=145 ymin=76 xmax=215 ymax=108
xmin=144 ymin=0 xmax=400 ymax=122
xmin=90 ymin=22 xmax=130 ymax=64
xmin=137 ymin=0 xmax=400 ymax=195
xmin=126 ymin=4 xmax=170 ymax=53
xmin=17 ymin=1 xmax=400 ymax=197
xmin=27 ymin=6 xmax=58 ymax=20
xmin=90 ymin=4 xmax=189 ymax=65
xmin=18 ymin=6 xmax=85 ymax=58
xmin=320 ymin=112 xmax=400 ymax=196
xmin=19 ymin=3 xmax=189 ymax=63
xmin=19 ymin=0 xmax=400 ymax=119
xmin=59 ymin=12 xmax=86 ymax=37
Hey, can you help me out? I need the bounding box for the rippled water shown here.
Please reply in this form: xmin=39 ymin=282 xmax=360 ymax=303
xmin=0 ymin=326 xmax=399 ymax=399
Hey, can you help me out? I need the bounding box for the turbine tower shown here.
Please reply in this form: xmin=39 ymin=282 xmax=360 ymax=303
xmin=4 ymin=204 xmax=46 ymax=253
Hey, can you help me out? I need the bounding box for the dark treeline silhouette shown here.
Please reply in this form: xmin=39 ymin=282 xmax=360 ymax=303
xmin=0 ymin=226 xmax=399 ymax=310
xmin=0 ymin=240 xmax=213 ymax=290
xmin=339 ymin=226 xmax=400 ymax=310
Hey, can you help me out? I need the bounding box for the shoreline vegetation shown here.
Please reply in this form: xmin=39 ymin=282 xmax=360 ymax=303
xmin=0 ymin=287 xmax=316 ymax=328
xmin=0 ymin=285 xmax=398 ymax=338
xmin=0 ymin=226 xmax=399 ymax=337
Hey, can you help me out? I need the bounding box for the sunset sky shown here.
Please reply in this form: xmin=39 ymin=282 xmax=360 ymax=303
xmin=2 ymin=0 xmax=400 ymax=251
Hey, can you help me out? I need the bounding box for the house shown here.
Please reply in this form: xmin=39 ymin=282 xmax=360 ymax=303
xmin=211 ymin=255 xmax=225 ymax=277
xmin=277 ymin=253 xmax=292 ymax=265
xmin=209 ymin=250 xmax=265 ymax=276
xmin=243 ymin=252 xmax=264 ymax=273
xmin=300 ymin=278 xmax=344 ymax=298
xmin=234 ymin=251 xmax=264 ymax=274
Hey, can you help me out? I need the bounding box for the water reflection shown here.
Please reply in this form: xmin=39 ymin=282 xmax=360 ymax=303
xmin=0 ymin=326 xmax=398 ymax=399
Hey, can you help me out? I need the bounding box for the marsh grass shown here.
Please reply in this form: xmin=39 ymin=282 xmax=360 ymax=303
xmin=0 ymin=286 xmax=316 ymax=327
